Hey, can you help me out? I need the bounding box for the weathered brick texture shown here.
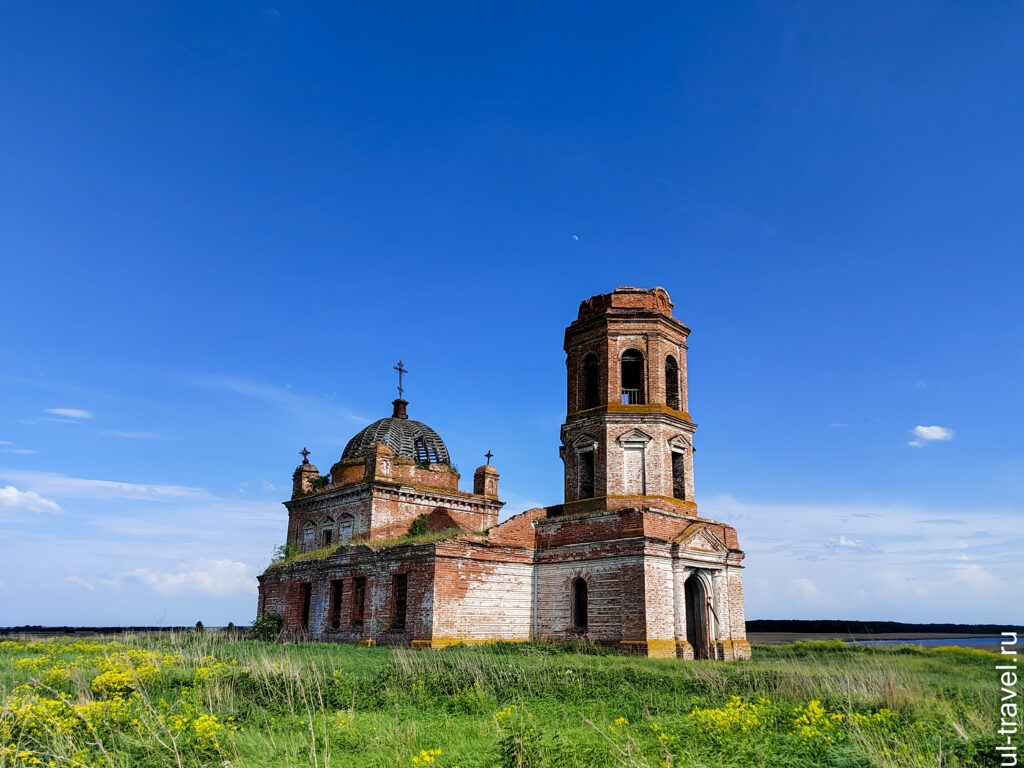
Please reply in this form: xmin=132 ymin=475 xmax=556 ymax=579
xmin=257 ymin=287 xmax=750 ymax=660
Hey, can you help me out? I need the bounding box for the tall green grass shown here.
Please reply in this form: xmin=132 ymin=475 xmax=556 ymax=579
xmin=0 ymin=634 xmax=1009 ymax=767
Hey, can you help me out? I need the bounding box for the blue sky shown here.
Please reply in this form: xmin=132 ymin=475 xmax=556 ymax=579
xmin=1 ymin=2 xmax=1021 ymax=626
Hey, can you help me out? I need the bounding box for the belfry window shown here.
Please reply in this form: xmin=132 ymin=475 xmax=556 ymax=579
xmin=581 ymin=353 xmax=600 ymax=409
xmin=621 ymin=350 xmax=645 ymax=404
xmin=671 ymin=449 xmax=686 ymax=500
xmin=579 ymin=449 xmax=595 ymax=499
xmin=665 ymin=355 xmax=680 ymax=410
xmin=571 ymin=577 xmax=588 ymax=632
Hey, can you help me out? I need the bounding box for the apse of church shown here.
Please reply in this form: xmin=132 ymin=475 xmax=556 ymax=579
xmin=257 ymin=287 xmax=751 ymax=660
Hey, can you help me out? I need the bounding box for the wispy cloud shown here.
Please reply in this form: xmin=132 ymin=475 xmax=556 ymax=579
xmin=4 ymin=448 xmax=37 ymax=455
xmin=0 ymin=469 xmax=209 ymax=502
xmin=190 ymin=375 xmax=369 ymax=424
xmin=45 ymin=408 xmax=93 ymax=419
xmin=0 ymin=485 xmax=61 ymax=514
xmin=909 ymin=425 xmax=953 ymax=447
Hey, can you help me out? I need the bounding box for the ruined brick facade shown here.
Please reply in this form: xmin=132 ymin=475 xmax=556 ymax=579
xmin=257 ymin=287 xmax=751 ymax=660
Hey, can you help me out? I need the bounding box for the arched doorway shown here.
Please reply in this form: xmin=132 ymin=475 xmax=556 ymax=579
xmin=685 ymin=575 xmax=711 ymax=659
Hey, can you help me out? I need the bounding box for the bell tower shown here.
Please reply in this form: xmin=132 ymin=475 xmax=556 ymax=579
xmin=559 ymin=286 xmax=697 ymax=516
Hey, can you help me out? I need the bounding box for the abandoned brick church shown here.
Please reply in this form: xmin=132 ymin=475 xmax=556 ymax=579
xmin=257 ymin=286 xmax=751 ymax=660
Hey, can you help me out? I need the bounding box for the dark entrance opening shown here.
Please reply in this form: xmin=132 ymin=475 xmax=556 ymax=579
xmin=685 ymin=576 xmax=711 ymax=659
xmin=571 ymin=577 xmax=588 ymax=633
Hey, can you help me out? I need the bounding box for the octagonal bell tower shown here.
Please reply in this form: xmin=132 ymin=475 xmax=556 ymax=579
xmin=559 ymin=286 xmax=697 ymax=517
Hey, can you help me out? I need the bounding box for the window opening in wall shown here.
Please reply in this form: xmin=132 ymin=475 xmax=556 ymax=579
xmin=621 ymin=350 xmax=645 ymax=404
xmin=392 ymin=573 xmax=408 ymax=632
xmin=571 ymin=577 xmax=588 ymax=632
xmin=579 ymin=449 xmax=595 ymax=499
xmin=581 ymin=353 xmax=600 ymax=409
xmin=665 ymin=355 xmax=680 ymax=410
xmin=672 ymin=450 xmax=686 ymax=500
xmin=300 ymin=582 xmax=312 ymax=629
xmin=322 ymin=529 xmax=333 ymax=546
xmin=352 ymin=577 xmax=367 ymax=626
xmin=339 ymin=515 xmax=354 ymax=542
xmin=302 ymin=524 xmax=315 ymax=549
xmin=329 ymin=579 xmax=343 ymax=629
xmin=414 ymin=437 xmax=436 ymax=464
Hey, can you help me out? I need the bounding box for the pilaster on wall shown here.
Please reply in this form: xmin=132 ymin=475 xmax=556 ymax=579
xmin=641 ymin=549 xmax=677 ymax=658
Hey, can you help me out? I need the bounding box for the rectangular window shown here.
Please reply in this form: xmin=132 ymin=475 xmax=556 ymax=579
xmin=392 ymin=574 xmax=408 ymax=632
xmin=300 ymin=582 xmax=312 ymax=629
xmin=672 ymin=451 xmax=686 ymax=500
xmin=579 ymin=450 xmax=595 ymax=499
xmin=329 ymin=579 xmax=343 ymax=629
xmin=323 ymin=529 xmax=333 ymax=546
xmin=352 ymin=577 xmax=367 ymax=626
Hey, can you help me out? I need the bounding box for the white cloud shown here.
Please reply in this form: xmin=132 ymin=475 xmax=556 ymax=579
xmin=0 ymin=441 xmax=13 ymax=446
xmin=130 ymin=560 xmax=256 ymax=597
xmin=4 ymin=448 xmax=37 ymax=455
xmin=100 ymin=431 xmax=162 ymax=440
xmin=67 ymin=575 xmax=121 ymax=592
xmin=0 ymin=469 xmax=209 ymax=502
xmin=44 ymin=408 xmax=93 ymax=419
xmin=0 ymin=485 xmax=61 ymax=514
xmin=909 ymin=425 xmax=953 ymax=447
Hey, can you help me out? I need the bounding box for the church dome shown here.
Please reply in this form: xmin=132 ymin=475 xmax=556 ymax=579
xmin=341 ymin=399 xmax=451 ymax=465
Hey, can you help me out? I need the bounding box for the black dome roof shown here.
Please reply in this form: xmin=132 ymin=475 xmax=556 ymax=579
xmin=341 ymin=401 xmax=451 ymax=465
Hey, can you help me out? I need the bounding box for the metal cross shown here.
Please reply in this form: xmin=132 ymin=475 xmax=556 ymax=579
xmin=393 ymin=360 xmax=408 ymax=398
xmin=300 ymin=447 xmax=310 ymax=464
xmin=485 ymin=450 xmax=493 ymax=465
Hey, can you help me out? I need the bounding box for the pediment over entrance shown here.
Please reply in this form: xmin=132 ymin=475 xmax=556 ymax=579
xmin=616 ymin=428 xmax=653 ymax=446
xmin=674 ymin=524 xmax=727 ymax=553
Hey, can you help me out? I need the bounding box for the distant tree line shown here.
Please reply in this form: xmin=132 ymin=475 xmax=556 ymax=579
xmin=747 ymin=619 xmax=1023 ymax=634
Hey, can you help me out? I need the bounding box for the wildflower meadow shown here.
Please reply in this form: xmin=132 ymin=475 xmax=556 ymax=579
xmin=0 ymin=634 xmax=1007 ymax=767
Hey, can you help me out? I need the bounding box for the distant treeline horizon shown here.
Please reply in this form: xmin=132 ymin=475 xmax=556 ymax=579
xmin=2 ymin=620 xmax=1021 ymax=636
xmin=747 ymin=619 xmax=1022 ymax=634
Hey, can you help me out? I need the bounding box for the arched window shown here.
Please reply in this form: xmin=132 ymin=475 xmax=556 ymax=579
xmin=621 ymin=350 xmax=645 ymax=404
xmin=321 ymin=518 xmax=335 ymax=547
xmin=571 ymin=577 xmax=588 ymax=632
xmin=339 ymin=514 xmax=354 ymax=543
xmin=665 ymin=355 xmax=680 ymax=410
xmin=581 ymin=353 xmax=600 ymax=409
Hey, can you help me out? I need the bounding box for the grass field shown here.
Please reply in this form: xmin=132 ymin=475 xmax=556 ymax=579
xmin=0 ymin=633 xmax=1010 ymax=768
